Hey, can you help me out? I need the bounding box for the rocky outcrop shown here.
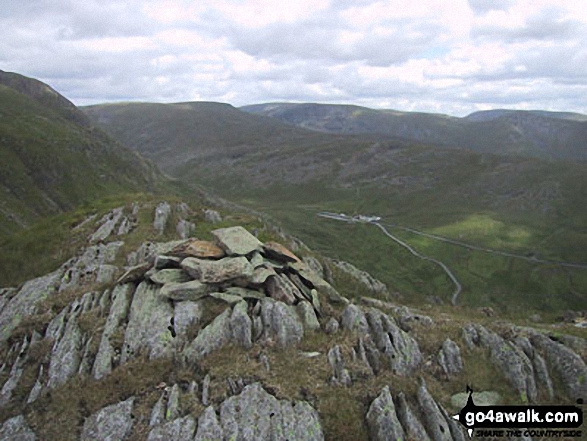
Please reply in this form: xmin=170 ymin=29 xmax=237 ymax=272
xmin=211 ymin=226 xmax=262 ymax=256
xmin=80 ymin=398 xmax=134 ymax=441
xmin=366 ymin=386 xmax=405 ymax=441
xmin=153 ymin=202 xmax=171 ymax=235
xmin=0 ymin=415 xmax=36 ymax=441
xmin=328 ymin=345 xmax=351 ymax=386
xmin=331 ymin=259 xmax=389 ymax=298
xmin=438 ymin=338 xmax=463 ymax=376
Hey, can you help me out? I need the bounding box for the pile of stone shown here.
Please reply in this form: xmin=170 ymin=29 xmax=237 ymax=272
xmin=122 ymin=225 xmax=344 ymax=316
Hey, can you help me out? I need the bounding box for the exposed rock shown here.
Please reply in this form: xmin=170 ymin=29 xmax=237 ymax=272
xmin=474 ymin=324 xmax=537 ymax=402
xmin=121 ymin=281 xmax=174 ymax=363
xmin=395 ymin=306 xmax=434 ymax=331
xmin=150 ymin=393 xmax=166 ymax=426
xmin=202 ymin=373 xmax=211 ymax=406
xmin=212 ymin=226 xmax=262 ymax=256
xmin=176 ymin=219 xmax=195 ymax=240
xmin=90 ymin=207 xmax=123 ymax=243
xmin=117 ymin=216 xmax=133 ymax=236
xmin=438 ymin=338 xmax=463 ymax=376
xmin=0 ymin=345 xmax=25 ymax=406
xmin=249 ymin=251 xmax=264 ymax=268
xmin=266 ymin=274 xmax=298 ymax=305
xmin=340 ymin=304 xmax=369 ymax=334
xmin=290 ymin=261 xmax=347 ymax=304
xmin=80 ymin=397 xmax=134 ymax=441
xmin=181 ymin=256 xmax=253 ymax=284
xmin=219 ymin=383 xmax=323 ymax=441
xmin=47 ymin=316 xmax=82 ymax=388
xmin=94 ymin=283 xmax=134 ymax=379
xmin=171 ymin=240 xmax=225 ymax=259
xmin=302 ymin=256 xmax=324 ymax=279
xmin=0 ymin=270 xmax=62 ymax=342
xmin=224 ymin=286 xmax=266 ymax=300
xmin=296 ymin=301 xmax=320 ymax=331
xmin=332 ymin=259 xmax=389 ymax=298
xmin=327 ymin=345 xmax=351 ymax=386
xmin=96 ymin=264 xmax=118 ymax=284
xmin=366 ymin=386 xmax=405 ymax=441
xmin=261 ymin=298 xmax=304 ymax=347
xmin=210 ymin=292 xmax=244 ymax=305
xmin=194 ymin=406 xmax=223 ymax=441
xmin=160 ymin=280 xmax=209 ymax=301
xmin=148 ymin=415 xmax=196 ymax=441
xmin=0 ymin=415 xmax=36 ymax=441
xmin=117 ymin=262 xmax=152 ymax=284
xmin=149 ymin=269 xmax=190 ymax=285
xmin=324 ymin=317 xmax=339 ymax=334
xmin=263 ymin=242 xmax=300 ymax=263
xmin=251 ymin=266 xmax=277 ymax=285
xmin=230 ymin=301 xmax=253 ymax=348
xmin=153 ymin=202 xmax=171 ymax=235
xmin=27 ymin=366 xmax=44 ymax=404
xmin=154 ymin=255 xmax=182 ymax=269
xmin=173 ymin=300 xmax=202 ymax=346
xmin=166 ymin=384 xmax=180 ymax=421
xmin=417 ymin=382 xmax=453 ymax=441
xmin=396 ymin=392 xmax=431 ymax=441
xmin=203 ymin=209 xmax=222 ymax=224
xmin=530 ymin=332 xmax=587 ymax=401
xmin=184 ymin=307 xmax=232 ymax=361
xmin=532 ymin=352 xmax=554 ymax=400
xmin=462 ymin=324 xmax=480 ymax=350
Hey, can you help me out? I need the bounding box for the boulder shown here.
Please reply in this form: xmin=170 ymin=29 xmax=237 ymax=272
xmin=366 ymin=386 xmax=405 ymax=441
xmin=327 ymin=345 xmax=351 ymax=386
xmin=171 ymin=240 xmax=225 ymax=259
xmin=90 ymin=207 xmax=124 ymax=243
xmin=160 ymin=280 xmax=209 ymax=301
xmin=211 ymin=226 xmax=262 ymax=256
xmin=47 ymin=316 xmax=82 ymax=388
xmin=153 ymin=202 xmax=171 ymax=235
xmin=230 ymin=301 xmax=253 ymax=348
xmin=324 ymin=317 xmax=339 ymax=334
xmin=148 ymin=415 xmax=196 ymax=441
xmin=266 ymin=274 xmax=298 ymax=305
xmin=261 ymin=298 xmax=304 ymax=347
xmin=203 ymin=209 xmax=222 ymax=224
xmin=438 ymin=338 xmax=463 ymax=375
xmin=296 ymin=301 xmax=320 ymax=331
xmin=224 ymin=286 xmax=266 ymax=300
xmin=341 ymin=304 xmax=369 ymax=334
xmin=396 ymin=392 xmax=431 ymax=441
xmin=263 ymin=242 xmax=300 ymax=263
xmin=0 ymin=415 xmax=36 ymax=441
xmin=417 ymin=382 xmax=453 ymax=441
xmin=251 ymin=266 xmax=277 ymax=285
xmin=173 ymin=300 xmax=202 ymax=341
xmin=184 ymin=308 xmax=232 ymax=361
xmin=149 ymin=269 xmax=190 ymax=285
xmin=176 ymin=219 xmax=195 ymax=240
xmin=182 ymin=256 xmax=253 ymax=284
xmin=81 ymin=398 xmax=134 ymax=441
xmin=117 ymin=262 xmax=152 ymax=284
xmin=194 ymin=406 xmax=223 ymax=441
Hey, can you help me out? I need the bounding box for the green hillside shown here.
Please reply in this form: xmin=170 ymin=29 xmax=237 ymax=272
xmin=242 ymin=102 xmax=587 ymax=161
xmin=0 ymin=72 xmax=167 ymax=237
xmin=85 ymin=101 xmax=587 ymax=316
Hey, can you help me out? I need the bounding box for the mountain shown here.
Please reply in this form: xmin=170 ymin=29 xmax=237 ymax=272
xmin=241 ymin=102 xmax=587 ymax=160
xmin=0 ymin=198 xmax=585 ymax=440
xmin=84 ymin=101 xmax=587 ymax=315
xmin=0 ymin=71 xmax=165 ymax=237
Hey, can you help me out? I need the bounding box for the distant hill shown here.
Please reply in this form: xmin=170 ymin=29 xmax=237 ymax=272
xmin=241 ymin=102 xmax=587 ymax=160
xmin=0 ymin=71 xmax=165 ymax=236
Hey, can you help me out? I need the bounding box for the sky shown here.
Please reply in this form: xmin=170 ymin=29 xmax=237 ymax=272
xmin=1 ymin=0 xmax=586 ymax=116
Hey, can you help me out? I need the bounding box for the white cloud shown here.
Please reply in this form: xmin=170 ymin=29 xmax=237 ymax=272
xmin=0 ymin=0 xmax=586 ymax=115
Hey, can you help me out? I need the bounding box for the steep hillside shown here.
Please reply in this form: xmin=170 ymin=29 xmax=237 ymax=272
xmin=84 ymin=101 xmax=587 ymax=315
xmin=0 ymin=71 xmax=166 ymax=237
xmin=82 ymin=102 xmax=338 ymax=174
xmin=241 ymin=103 xmax=587 ymax=160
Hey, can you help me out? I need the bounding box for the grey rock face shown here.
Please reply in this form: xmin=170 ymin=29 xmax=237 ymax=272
xmin=261 ymin=298 xmax=304 ymax=347
xmin=219 ymin=383 xmax=323 ymax=441
xmin=181 ymin=256 xmax=253 ymax=284
xmin=474 ymin=325 xmax=537 ymax=402
xmin=211 ymin=226 xmax=262 ymax=256
xmin=224 ymin=286 xmax=266 ymax=300
xmin=230 ymin=301 xmax=253 ymax=348
xmin=176 ymin=219 xmax=195 ymax=240
xmin=366 ymin=386 xmax=405 ymax=441
xmin=166 ymin=384 xmax=181 ymax=421
xmin=149 ymin=269 xmax=190 ymax=285
xmin=194 ymin=406 xmax=223 ymax=441
xmin=266 ymin=274 xmax=299 ymax=305
xmin=173 ymin=300 xmax=202 ymax=344
xmin=327 ymin=345 xmax=351 ymax=386
xmin=121 ymin=281 xmax=174 ymax=363
xmin=296 ymin=301 xmax=320 ymax=331
xmin=417 ymin=382 xmax=453 ymax=441
xmin=0 ymin=415 xmax=36 ymax=441
xmin=153 ymin=202 xmax=171 ymax=235
xmin=340 ymin=304 xmax=369 ymax=334
xmin=396 ymin=392 xmax=431 ymax=441
xmin=203 ymin=209 xmax=222 ymax=224
xmin=0 ymin=270 xmax=62 ymax=342
xmin=47 ymin=315 xmax=82 ymax=388
xmin=531 ymin=333 xmax=587 ymax=401
xmin=331 ymin=260 xmax=389 ymax=297
xmin=160 ymin=280 xmax=209 ymax=301
xmin=148 ymin=415 xmax=196 ymax=441
xmin=81 ymin=397 xmax=134 ymax=441
xmin=324 ymin=317 xmax=339 ymax=334
xmin=438 ymin=338 xmax=464 ymax=375
xmin=291 ymin=262 xmax=346 ymax=304
xmin=90 ymin=207 xmax=124 ymax=243
xmin=184 ymin=307 xmax=232 ymax=361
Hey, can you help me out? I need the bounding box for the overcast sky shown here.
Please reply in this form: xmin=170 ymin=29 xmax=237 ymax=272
xmin=1 ymin=0 xmax=586 ymax=116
